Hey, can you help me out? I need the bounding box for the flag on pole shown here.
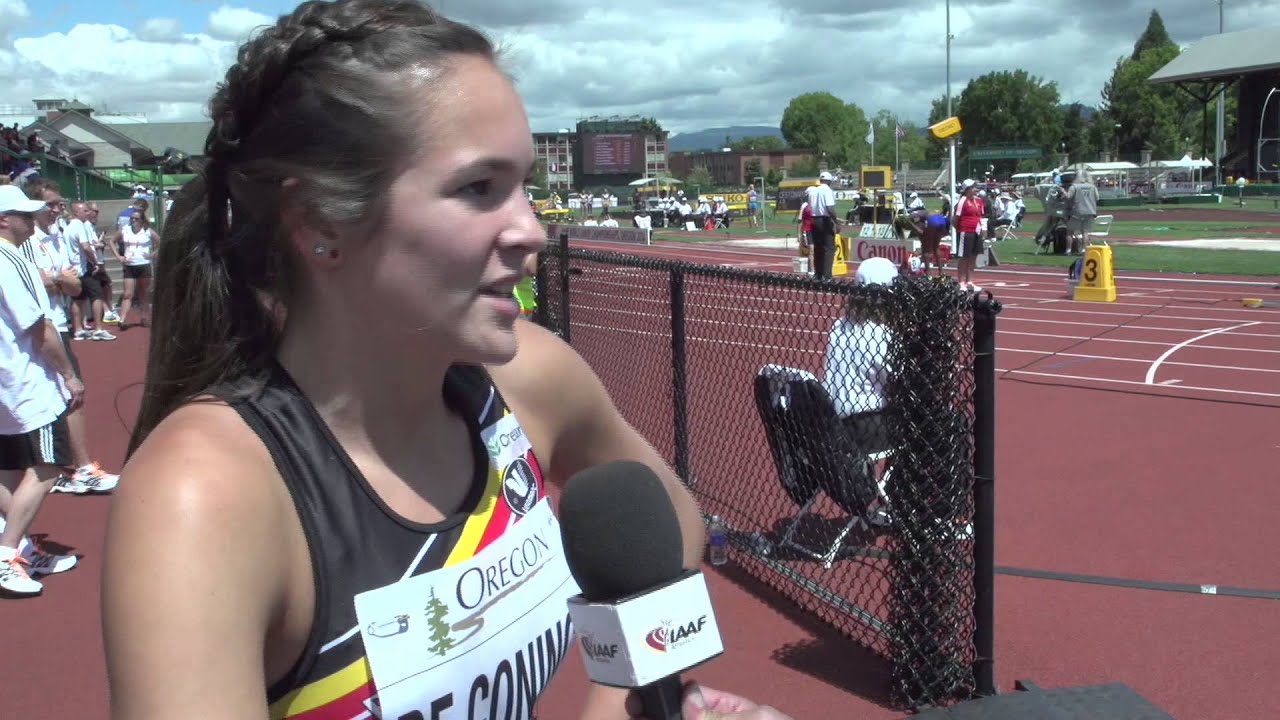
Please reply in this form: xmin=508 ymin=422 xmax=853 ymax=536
xmin=895 ymin=124 xmax=906 ymax=140
xmin=865 ymin=121 xmax=875 ymax=145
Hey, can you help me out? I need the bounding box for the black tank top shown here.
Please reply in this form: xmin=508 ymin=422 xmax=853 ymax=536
xmin=215 ymin=363 xmax=578 ymax=720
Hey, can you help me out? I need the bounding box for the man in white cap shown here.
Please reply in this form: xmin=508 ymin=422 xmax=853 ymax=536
xmin=823 ymin=256 xmax=899 ymax=487
xmin=0 ymin=184 xmax=85 ymax=596
xmin=804 ymin=171 xmax=840 ymax=279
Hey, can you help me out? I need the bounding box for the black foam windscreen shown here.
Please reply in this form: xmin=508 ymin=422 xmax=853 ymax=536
xmin=558 ymin=460 xmax=686 ymax=602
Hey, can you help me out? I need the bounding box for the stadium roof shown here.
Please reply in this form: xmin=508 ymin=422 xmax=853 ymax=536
xmin=1149 ymin=26 xmax=1280 ymax=85
xmin=111 ymin=121 xmax=212 ymax=158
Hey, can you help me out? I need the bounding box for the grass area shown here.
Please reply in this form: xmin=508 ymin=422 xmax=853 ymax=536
xmin=991 ymin=237 xmax=1280 ymax=276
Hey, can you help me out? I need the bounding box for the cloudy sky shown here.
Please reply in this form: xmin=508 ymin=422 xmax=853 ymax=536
xmin=1 ymin=0 xmax=1276 ymax=136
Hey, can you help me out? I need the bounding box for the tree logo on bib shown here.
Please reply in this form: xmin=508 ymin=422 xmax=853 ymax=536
xmin=502 ymin=457 xmax=539 ymax=515
xmin=424 ymin=588 xmax=455 ymax=657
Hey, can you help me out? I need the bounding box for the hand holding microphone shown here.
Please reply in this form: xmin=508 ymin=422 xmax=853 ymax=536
xmin=558 ymin=460 xmax=792 ymax=720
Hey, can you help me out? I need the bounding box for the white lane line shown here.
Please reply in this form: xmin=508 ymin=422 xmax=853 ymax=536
xmin=1145 ymin=322 xmax=1263 ymax=385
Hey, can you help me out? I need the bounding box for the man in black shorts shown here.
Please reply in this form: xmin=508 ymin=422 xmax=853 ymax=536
xmin=0 ymin=185 xmax=84 ymax=596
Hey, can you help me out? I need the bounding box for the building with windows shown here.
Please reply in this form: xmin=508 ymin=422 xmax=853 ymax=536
xmin=533 ymin=130 xmax=575 ymax=191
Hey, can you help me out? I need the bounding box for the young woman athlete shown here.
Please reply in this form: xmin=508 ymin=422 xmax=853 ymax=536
xmin=100 ymin=1 xmax=789 ymax=718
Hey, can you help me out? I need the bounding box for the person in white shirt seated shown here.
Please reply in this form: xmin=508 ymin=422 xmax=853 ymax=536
xmin=581 ymin=218 xmax=598 ymax=226
xmin=907 ymin=192 xmax=925 ymax=211
xmin=696 ymin=198 xmax=712 ymax=216
xmin=599 ymin=213 xmax=619 ymax=228
xmin=823 ymin=257 xmax=898 ymax=457
xmin=673 ymin=198 xmax=694 ymax=223
xmin=713 ymin=197 xmax=729 ymax=217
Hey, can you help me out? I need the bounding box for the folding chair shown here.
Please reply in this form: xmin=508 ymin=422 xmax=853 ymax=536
xmin=1088 ymin=214 xmax=1114 ymax=244
xmin=753 ymin=364 xmax=889 ymax=568
xmin=993 ymin=218 xmax=1019 ymax=241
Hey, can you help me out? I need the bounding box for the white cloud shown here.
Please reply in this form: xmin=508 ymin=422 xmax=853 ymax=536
xmin=207 ymin=5 xmax=273 ymax=42
xmin=137 ymin=18 xmax=184 ymax=43
xmin=0 ymin=1 xmax=1276 ymax=135
xmin=0 ymin=0 xmax=31 ymax=43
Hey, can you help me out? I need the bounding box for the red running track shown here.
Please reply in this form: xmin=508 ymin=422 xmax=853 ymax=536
xmin=8 ymin=242 xmax=1279 ymax=719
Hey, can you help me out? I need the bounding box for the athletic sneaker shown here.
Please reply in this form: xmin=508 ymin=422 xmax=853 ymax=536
xmin=74 ymin=329 xmax=92 ymax=340
xmin=52 ymin=463 xmax=119 ymax=494
xmin=0 ymin=551 xmax=42 ymax=597
xmin=22 ymin=541 xmax=77 ymax=576
xmin=102 ymin=309 xmax=121 ymax=323
xmin=91 ymin=329 xmax=116 ymax=341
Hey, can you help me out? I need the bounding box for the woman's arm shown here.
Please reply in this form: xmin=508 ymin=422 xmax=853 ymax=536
xmin=102 ymin=403 xmax=289 ymax=719
xmin=108 ymin=230 xmax=124 ymax=262
xmin=492 ymin=321 xmax=708 ymax=720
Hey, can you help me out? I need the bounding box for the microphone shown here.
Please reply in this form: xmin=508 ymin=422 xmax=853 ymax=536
xmin=559 ymin=460 xmax=724 ymax=720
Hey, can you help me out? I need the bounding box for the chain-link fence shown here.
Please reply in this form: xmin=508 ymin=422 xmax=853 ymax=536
xmin=535 ymin=235 xmax=1000 ymax=710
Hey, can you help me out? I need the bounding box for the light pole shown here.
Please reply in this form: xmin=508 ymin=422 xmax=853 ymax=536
xmin=945 ymin=0 xmax=957 ymax=235
xmin=1214 ymin=0 xmax=1225 ymax=187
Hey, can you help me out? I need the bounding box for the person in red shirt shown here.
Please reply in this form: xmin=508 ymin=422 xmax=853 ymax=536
xmin=950 ymin=179 xmax=985 ymax=291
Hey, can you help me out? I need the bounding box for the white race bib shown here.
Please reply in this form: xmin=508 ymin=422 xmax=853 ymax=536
xmin=355 ymin=499 xmax=580 ymax=720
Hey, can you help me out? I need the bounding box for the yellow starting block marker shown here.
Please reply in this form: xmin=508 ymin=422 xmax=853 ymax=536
xmin=833 ymin=233 xmax=850 ymax=276
xmin=1073 ymin=243 xmax=1116 ymax=302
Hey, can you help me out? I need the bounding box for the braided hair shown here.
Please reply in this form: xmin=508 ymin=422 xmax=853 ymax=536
xmin=129 ymin=0 xmax=494 ymax=457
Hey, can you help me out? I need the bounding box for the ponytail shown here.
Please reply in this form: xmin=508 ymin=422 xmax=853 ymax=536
xmin=126 ymin=173 xmax=283 ymax=458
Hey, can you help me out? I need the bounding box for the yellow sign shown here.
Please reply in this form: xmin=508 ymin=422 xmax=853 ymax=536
xmin=832 ymin=234 xmax=849 ymax=276
xmin=1073 ymin=244 xmax=1116 ymax=302
xmin=929 ymin=116 xmax=962 ymax=139
xmin=860 ymin=166 xmax=893 ymax=190
xmin=697 ymin=192 xmax=750 ymax=209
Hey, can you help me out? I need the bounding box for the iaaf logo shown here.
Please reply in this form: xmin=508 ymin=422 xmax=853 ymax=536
xmin=580 ymin=633 xmax=619 ymax=662
xmin=644 ymin=615 xmax=709 ymax=653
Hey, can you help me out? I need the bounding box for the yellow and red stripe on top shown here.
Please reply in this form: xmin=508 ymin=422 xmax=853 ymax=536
xmin=269 ymin=434 xmax=547 ymax=719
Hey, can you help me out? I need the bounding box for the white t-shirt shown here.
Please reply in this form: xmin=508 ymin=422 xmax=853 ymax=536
xmin=62 ymin=218 xmax=98 ymax=273
xmin=120 ymin=225 xmax=153 ymax=266
xmin=805 ymin=183 xmax=837 ymax=219
xmin=823 ymin=317 xmax=891 ymax=417
xmin=0 ymin=241 xmax=69 ymax=435
xmin=19 ymin=232 xmax=70 ymax=333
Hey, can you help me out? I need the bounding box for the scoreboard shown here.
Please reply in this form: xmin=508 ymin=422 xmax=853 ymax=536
xmin=582 ymin=133 xmax=644 ymax=175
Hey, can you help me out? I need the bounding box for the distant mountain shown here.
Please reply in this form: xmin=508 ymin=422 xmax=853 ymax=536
xmin=668 ymin=125 xmax=784 ymax=152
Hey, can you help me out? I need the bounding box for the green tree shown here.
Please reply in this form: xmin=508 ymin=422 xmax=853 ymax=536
xmin=1059 ymin=104 xmax=1090 ymax=164
xmin=685 ymin=166 xmax=714 ymax=191
xmin=425 ymin=588 xmax=455 ymax=657
xmin=779 ymin=92 xmax=868 ymax=167
xmin=929 ymin=71 xmax=1063 ymax=176
xmin=867 ymin=110 xmax=928 ymax=168
xmin=788 ymin=156 xmax=820 ymax=177
xmin=743 ymin=158 xmax=763 ymax=183
xmin=1131 ymin=9 xmax=1172 ymax=60
xmin=1098 ymin=9 xmax=1236 ymax=161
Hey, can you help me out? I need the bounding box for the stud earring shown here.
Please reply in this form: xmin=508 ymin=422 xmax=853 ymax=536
xmin=312 ymin=244 xmax=327 ymax=255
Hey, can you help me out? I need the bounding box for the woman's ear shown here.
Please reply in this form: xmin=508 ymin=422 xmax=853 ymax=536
xmin=279 ymin=178 xmax=340 ymax=264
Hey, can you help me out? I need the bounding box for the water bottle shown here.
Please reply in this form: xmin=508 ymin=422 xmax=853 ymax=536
xmin=708 ymin=515 xmax=728 ymax=566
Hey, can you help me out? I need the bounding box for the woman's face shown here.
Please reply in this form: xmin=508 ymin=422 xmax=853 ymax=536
xmin=331 ymin=55 xmax=544 ymax=367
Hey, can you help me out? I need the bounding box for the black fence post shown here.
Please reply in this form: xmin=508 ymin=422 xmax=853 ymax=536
xmin=971 ymin=292 xmax=1002 ymax=698
xmin=557 ymin=232 xmax=571 ymax=345
xmin=533 ymin=249 xmax=548 ymax=330
xmin=669 ymin=268 xmax=691 ymax=485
